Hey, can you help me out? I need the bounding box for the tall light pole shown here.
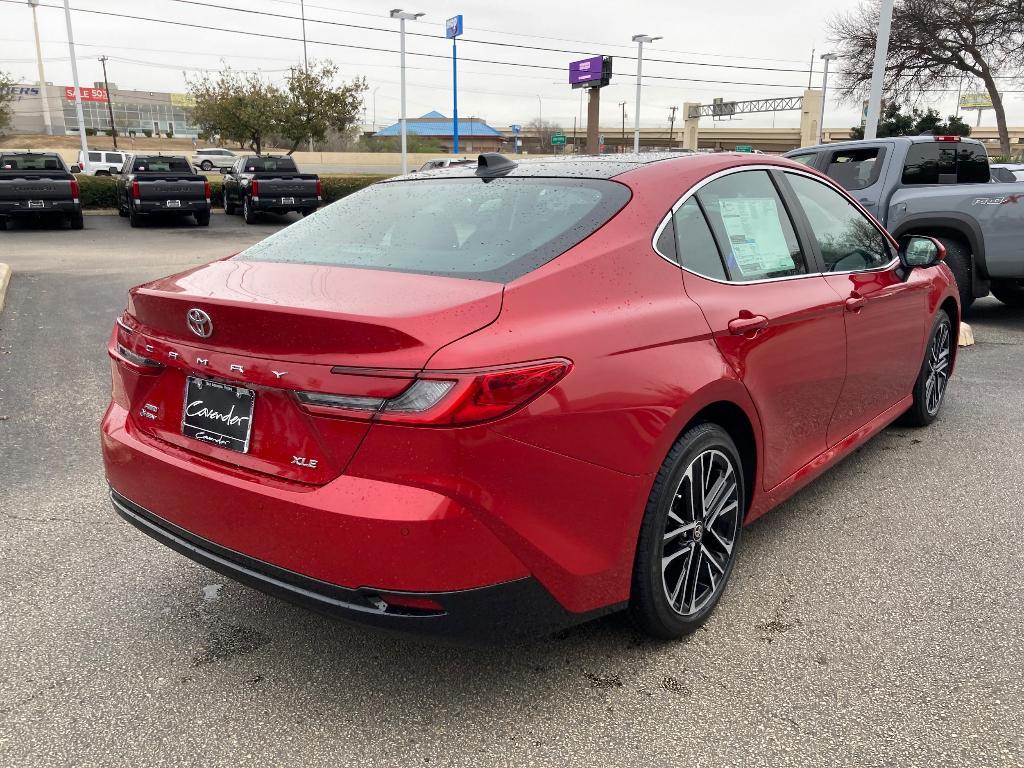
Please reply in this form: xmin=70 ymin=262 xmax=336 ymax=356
xmin=446 ymin=15 xmax=463 ymax=156
xmin=390 ymin=9 xmax=424 ymax=174
xmin=28 ymin=0 xmax=52 ymax=136
xmin=618 ymin=101 xmax=626 ymax=146
xmin=819 ymin=53 xmax=838 ymax=145
xmin=299 ymin=0 xmax=308 ymax=70
xmin=372 ymin=86 xmax=379 ymax=131
xmin=631 ymin=34 xmax=661 ymax=153
xmin=63 ymin=0 xmax=89 ymax=173
xmin=864 ymin=0 xmax=894 ymax=140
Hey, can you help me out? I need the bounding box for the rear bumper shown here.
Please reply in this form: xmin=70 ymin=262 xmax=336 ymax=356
xmin=111 ymin=488 xmax=580 ymax=641
xmin=135 ymin=200 xmax=210 ymax=214
xmin=0 ymin=200 xmax=79 ymax=216
xmin=251 ymin=196 xmax=320 ymax=212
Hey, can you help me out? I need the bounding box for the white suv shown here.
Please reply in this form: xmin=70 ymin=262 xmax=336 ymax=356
xmin=191 ymin=148 xmax=237 ymax=171
xmin=78 ymin=150 xmax=127 ymax=176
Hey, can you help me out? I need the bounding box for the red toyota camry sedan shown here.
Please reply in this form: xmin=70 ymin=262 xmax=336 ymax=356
xmin=102 ymin=152 xmax=958 ymax=640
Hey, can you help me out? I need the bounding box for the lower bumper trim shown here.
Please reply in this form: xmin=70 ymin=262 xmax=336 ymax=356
xmin=110 ymin=488 xmax=601 ymax=641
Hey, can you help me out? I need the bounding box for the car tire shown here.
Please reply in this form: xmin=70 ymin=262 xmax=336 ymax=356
xmin=901 ymin=309 xmax=953 ymax=428
xmin=242 ymin=197 xmax=257 ymax=224
xmin=201 ymin=160 xmax=214 ymax=171
xmin=69 ymin=211 xmax=84 ymax=230
xmin=223 ymin=190 xmax=236 ymax=215
xmin=117 ymin=204 xmax=128 ymax=218
xmin=95 ymin=170 xmax=109 ymax=177
xmin=630 ymin=423 xmax=745 ymax=640
xmin=935 ymin=237 xmax=974 ymax=313
xmin=301 ymin=208 xmax=316 ymax=217
xmin=195 ymin=210 xmax=211 ymax=227
xmin=0 ymin=217 xmax=7 ymax=231
xmin=991 ymin=279 xmax=1024 ymax=308
xmin=128 ymin=205 xmax=142 ymax=228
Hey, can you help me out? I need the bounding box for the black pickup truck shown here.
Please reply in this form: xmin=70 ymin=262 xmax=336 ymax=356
xmin=0 ymin=152 xmax=83 ymax=230
xmin=221 ymin=155 xmax=321 ymax=224
xmin=115 ymin=155 xmax=211 ymax=228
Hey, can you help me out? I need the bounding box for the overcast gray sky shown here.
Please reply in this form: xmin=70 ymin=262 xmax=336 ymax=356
xmin=1 ymin=0 xmax=1020 ymax=131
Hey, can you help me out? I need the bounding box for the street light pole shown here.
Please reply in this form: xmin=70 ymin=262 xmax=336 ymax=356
xmin=819 ymin=53 xmax=838 ymax=145
xmin=28 ymin=0 xmax=52 ymax=136
xmin=62 ymin=0 xmax=90 ymax=173
xmin=618 ymin=100 xmax=626 ymax=146
xmin=390 ymin=9 xmax=424 ymax=175
xmin=864 ymin=0 xmax=894 ymax=141
xmin=631 ymin=34 xmax=661 ymax=153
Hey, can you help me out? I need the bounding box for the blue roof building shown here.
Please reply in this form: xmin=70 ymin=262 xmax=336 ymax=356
xmin=374 ymin=111 xmax=505 ymax=153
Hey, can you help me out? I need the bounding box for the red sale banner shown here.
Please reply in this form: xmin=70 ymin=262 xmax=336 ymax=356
xmin=64 ymin=86 xmax=109 ymax=102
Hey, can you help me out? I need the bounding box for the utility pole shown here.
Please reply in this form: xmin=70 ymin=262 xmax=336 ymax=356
xmin=300 ymin=0 xmax=311 ymax=150
xmin=618 ymin=101 xmax=626 ymax=146
xmin=28 ymin=0 xmax=52 ymax=135
xmin=98 ymin=55 xmax=117 ymax=148
xmin=807 ymin=47 xmax=815 ymax=89
xmin=819 ymin=53 xmax=838 ymax=144
xmin=864 ymin=0 xmax=895 ymax=140
xmin=668 ymin=105 xmax=678 ymax=146
xmin=63 ymin=0 xmax=90 ymax=173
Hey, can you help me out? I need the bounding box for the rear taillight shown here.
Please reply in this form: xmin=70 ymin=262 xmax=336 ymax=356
xmin=296 ymin=359 xmax=571 ymax=426
xmin=204 ymin=179 xmax=211 ymax=201
xmin=70 ymin=178 xmax=80 ymax=200
xmin=112 ymin=312 xmax=162 ymax=371
xmin=315 ymin=178 xmax=322 ymax=198
xmin=934 ymin=135 xmax=961 ymax=142
xmin=131 ymin=179 xmax=140 ymax=199
xmin=250 ymin=179 xmax=260 ymax=198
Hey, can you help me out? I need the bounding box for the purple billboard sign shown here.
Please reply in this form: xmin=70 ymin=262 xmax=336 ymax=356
xmin=569 ymin=56 xmax=608 ymax=86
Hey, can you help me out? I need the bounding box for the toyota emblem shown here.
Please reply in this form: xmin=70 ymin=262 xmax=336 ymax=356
xmin=186 ymin=308 xmax=213 ymax=338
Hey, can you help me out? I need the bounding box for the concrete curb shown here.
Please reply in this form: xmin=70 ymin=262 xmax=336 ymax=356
xmin=0 ymin=263 xmax=10 ymax=315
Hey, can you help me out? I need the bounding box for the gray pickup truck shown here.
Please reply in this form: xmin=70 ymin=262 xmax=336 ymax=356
xmin=786 ymin=136 xmax=1024 ymax=310
xmin=0 ymin=152 xmax=83 ymax=230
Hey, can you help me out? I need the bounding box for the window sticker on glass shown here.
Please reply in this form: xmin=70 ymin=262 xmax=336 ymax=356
xmin=718 ymin=198 xmax=795 ymax=277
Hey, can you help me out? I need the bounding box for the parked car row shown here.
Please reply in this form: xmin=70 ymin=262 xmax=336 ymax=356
xmin=0 ymin=152 xmax=322 ymax=231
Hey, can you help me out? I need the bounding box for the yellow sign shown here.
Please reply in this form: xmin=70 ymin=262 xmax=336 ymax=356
xmin=170 ymin=93 xmax=196 ymax=108
xmin=959 ymin=91 xmax=992 ymax=110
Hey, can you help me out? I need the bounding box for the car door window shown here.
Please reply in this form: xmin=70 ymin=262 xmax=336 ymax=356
xmin=696 ymin=170 xmax=808 ymax=282
xmin=673 ymin=198 xmax=727 ymax=281
xmin=787 ymin=153 xmax=818 ymax=167
xmin=824 ymin=148 xmax=883 ymax=191
xmin=785 ymin=172 xmax=892 ymax=272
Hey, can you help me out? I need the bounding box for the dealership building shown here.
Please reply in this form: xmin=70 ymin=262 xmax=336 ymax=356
xmin=5 ymin=82 xmax=199 ymax=137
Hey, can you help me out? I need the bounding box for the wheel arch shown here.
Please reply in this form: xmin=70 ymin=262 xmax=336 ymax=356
xmin=939 ymin=295 xmax=960 ymax=372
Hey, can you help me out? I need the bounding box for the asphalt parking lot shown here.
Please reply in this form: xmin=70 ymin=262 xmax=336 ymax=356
xmin=1 ymin=216 xmax=1022 ymax=767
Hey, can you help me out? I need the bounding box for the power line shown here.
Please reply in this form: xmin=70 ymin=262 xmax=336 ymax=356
xmin=3 ymin=1 xmax=809 ymax=89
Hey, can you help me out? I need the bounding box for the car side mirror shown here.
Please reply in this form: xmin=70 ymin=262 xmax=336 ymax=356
xmin=899 ymin=235 xmax=945 ymax=269
xmin=69 ymin=164 xmax=81 ymax=174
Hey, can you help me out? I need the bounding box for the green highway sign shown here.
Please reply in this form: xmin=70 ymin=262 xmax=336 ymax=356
xmin=551 ymin=133 xmax=566 ymax=145
xmin=735 ymin=145 xmax=754 ymax=153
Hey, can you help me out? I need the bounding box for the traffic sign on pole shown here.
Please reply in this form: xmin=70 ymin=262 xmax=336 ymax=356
xmin=447 ymin=15 xmax=463 ymax=155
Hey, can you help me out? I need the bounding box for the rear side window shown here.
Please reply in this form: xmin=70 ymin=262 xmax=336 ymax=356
xmin=237 ymin=177 xmax=631 ymax=283
xmin=244 ymin=157 xmax=298 ymax=172
xmin=787 ymin=153 xmax=818 ymax=167
xmin=696 ymin=170 xmax=808 ymax=282
xmin=902 ymin=142 xmax=990 ymax=185
xmin=674 ymin=198 xmax=726 ymax=281
xmin=88 ymin=151 xmax=102 ymax=161
xmin=106 ymin=153 xmax=124 ymax=164
xmin=825 ymin=148 xmax=884 ymax=191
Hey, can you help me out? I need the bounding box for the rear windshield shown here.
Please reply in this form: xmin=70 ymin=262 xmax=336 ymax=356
xmin=243 ymin=157 xmax=297 ymax=172
xmin=236 ymin=177 xmax=631 ymax=282
xmin=0 ymin=154 xmax=64 ymax=171
xmin=133 ymin=157 xmax=192 ymax=173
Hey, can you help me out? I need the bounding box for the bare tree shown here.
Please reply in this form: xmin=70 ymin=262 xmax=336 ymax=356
xmin=526 ymin=117 xmax=564 ymax=153
xmin=829 ymin=0 xmax=1024 ymax=156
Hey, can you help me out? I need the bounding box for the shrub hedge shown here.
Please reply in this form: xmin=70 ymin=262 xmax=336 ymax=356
xmin=75 ymin=173 xmax=388 ymax=210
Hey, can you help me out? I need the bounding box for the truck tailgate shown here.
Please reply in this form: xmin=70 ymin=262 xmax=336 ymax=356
xmin=254 ymin=175 xmax=318 ymax=198
xmin=0 ymin=175 xmax=74 ymax=203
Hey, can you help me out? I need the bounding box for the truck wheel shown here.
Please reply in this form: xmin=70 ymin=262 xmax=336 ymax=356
xmin=128 ymin=206 xmax=142 ymax=228
xmin=935 ymin=237 xmax=974 ymax=313
xmin=301 ymin=208 xmax=316 ymax=217
xmin=991 ymin=279 xmax=1024 ymax=308
xmin=243 ymin=197 xmax=257 ymax=224
xmin=117 ymin=205 xmax=128 ymax=218
xmin=69 ymin=211 xmax=84 ymax=230
xmin=0 ymin=218 xmax=7 ymax=232
xmin=194 ymin=210 xmax=211 ymax=227
xmin=222 ymin=190 xmax=236 ymax=215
